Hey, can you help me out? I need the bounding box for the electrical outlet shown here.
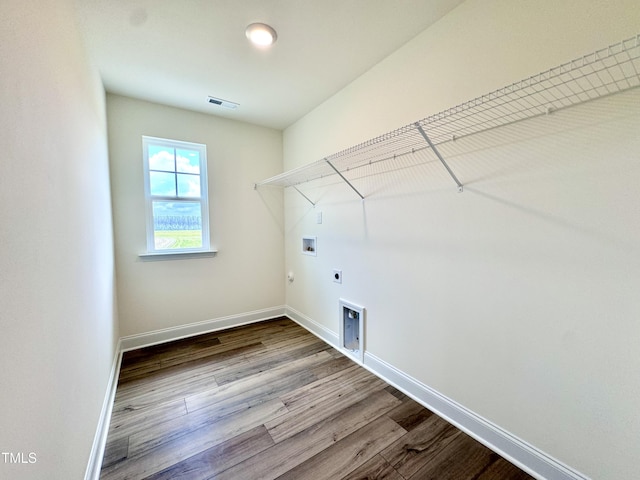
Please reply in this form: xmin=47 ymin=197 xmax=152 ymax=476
xmin=333 ymin=269 xmax=342 ymax=283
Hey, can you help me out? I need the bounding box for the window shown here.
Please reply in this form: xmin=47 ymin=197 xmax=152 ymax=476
xmin=142 ymin=136 xmax=210 ymax=254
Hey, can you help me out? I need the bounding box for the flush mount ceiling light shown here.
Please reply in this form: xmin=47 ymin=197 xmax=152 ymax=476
xmin=245 ymin=23 xmax=277 ymax=47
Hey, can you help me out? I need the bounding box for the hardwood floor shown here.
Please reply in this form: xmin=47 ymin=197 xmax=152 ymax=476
xmin=100 ymin=318 xmax=534 ymax=480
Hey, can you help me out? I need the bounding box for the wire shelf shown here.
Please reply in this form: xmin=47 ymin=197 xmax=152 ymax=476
xmin=256 ymin=34 xmax=640 ymax=193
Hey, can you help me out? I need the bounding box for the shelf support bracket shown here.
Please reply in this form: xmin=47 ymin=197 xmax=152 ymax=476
xmin=415 ymin=123 xmax=464 ymax=193
xmin=292 ymin=186 xmax=316 ymax=206
xmin=325 ymin=159 xmax=365 ymax=200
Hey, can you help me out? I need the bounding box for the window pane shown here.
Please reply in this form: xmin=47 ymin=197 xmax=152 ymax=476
xmin=176 ymin=149 xmax=200 ymax=174
xmin=150 ymin=171 xmax=176 ymax=196
xmin=148 ymin=146 xmax=175 ymax=172
xmin=177 ymin=173 xmax=201 ymax=197
xmin=152 ymin=201 xmax=202 ymax=250
xmin=143 ymin=136 xmax=209 ymax=254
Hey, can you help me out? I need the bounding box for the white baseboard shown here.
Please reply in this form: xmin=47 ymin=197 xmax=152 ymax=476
xmin=84 ymin=339 xmax=123 ymax=480
xmin=85 ymin=306 xmax=286 ymax=479
xmin=120 ymin=306 xmax=287 ymax=351
xmin=361 ymin=351 xmax=589 ymax=480
xmin=286 ymin=306 xmax=339 ymax=346
xmin=285 ymin=306 xmax=589 ymax=480
xmin=86 ymin=305 xmax=589 ymax=480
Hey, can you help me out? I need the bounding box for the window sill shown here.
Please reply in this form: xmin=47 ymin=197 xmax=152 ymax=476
xmin=138 ymin=249 xmax=218 ymax=261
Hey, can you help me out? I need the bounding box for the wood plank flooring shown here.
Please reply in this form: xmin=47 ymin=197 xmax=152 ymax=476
xmin=100 ymin=318 xmax=535 ymax=480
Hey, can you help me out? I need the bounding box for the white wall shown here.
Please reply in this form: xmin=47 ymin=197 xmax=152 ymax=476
xmin=0 ymin=1 xmax=119 ymax=479
xmin=283 ymin=1 xmax=640 ymax=479
xmin=107 ymin=95 xmax=285 ymax=337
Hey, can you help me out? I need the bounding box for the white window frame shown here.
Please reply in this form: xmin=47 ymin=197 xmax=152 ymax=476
xmin=142 ymin=136 xmax=211 ymax=256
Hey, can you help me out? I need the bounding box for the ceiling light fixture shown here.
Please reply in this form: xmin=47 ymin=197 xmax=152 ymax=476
xmin=245 ymin=23 xmax=277 ymax=47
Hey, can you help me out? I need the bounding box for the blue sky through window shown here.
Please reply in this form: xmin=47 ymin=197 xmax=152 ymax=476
xmin=149 ymin=148 xmax=201 ymax=198
xmin=144 ymin=136 xmax=208 ymax=252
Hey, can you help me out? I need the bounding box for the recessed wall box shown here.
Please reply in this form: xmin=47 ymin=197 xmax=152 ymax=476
xmin=339 ymin=299 xmax=364 ymax=364
xmin=302 ymin=236 xmax=317 ymax=256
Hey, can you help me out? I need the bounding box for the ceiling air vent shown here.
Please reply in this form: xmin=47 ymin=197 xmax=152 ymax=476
xmin=207 ymin=96 xmax=239 ymax=110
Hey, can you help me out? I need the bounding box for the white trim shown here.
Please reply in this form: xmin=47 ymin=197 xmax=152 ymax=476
xmin=120 ymin=306 xmax=287 ymax=351
xmin=84 ymin=340 xmax=123 ymax=480
xmin=85 ymin=306 xmax=287 ymax=478
xmin=361 ymin=352 xmax=590 ymax=480
xmin=138 ymin=249 xmax=218 ymax=261
xmin=284 ymin=307 xmax=590 ymax=480
xmin=142 ymin=136 xmax=211 ymax=255
xmin=285 ymin=306 xmax=339 ymax=347
xmin=86 ymin=306 xmax=590 ymax=480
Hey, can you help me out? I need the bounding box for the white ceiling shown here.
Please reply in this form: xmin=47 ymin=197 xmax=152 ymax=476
xmin=75 ymin=0 xmax=465 ymax=130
